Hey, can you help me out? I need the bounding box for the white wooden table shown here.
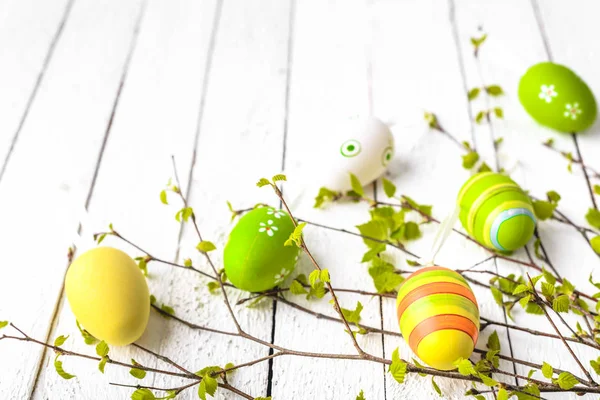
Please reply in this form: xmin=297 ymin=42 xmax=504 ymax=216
xmin=1 ymin=0 xmax=600 ymax=398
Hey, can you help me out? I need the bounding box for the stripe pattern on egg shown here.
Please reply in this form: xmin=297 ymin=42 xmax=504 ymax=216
xmin=396 ymin=266 xmax=479 ymax=371
xmin=457 ymin=172 xmax=536 ymax=252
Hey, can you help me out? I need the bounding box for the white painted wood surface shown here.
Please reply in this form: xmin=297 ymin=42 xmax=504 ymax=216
xmin=1 ymin=0 xmax=599 ymax=399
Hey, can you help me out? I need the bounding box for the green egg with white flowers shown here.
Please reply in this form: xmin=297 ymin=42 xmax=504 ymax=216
xmin=519 ymin=62 xmax=597 ymax=133
xmin=457 ymin=172 xmax=536 ymax=252
xmin=224 ymin=207 xmax=299 ymax=292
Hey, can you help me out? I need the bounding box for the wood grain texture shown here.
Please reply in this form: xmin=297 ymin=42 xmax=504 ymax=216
xmin=453 ymin=1 xmax=600 ymax=398
xmin=151 ymin=0 xmax=293 ymax=398
xmin=0 ymin=0 xmax=144 ymax=397
xmin=0 ymin=0 xmax=71 ymax=178
xmin=1 ymin=0 xmax=599 ymax=398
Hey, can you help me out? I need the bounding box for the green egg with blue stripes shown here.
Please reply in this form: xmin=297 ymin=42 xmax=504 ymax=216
xmin=457 ymin=172 xmax=536 ymax=252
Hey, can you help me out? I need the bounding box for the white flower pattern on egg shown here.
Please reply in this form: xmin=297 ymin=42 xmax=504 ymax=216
xmin=266 ymin=208 xmax=286 ymax=219
xmin=538 ymin=84 xmax=558 ymax=103
xmin=258 ymin=220 xmax=278 ymax=237
xmin=274 ymin=268 xmax=290 ymax=284
xmin=564 ymin=103 xmax=582 ymax=120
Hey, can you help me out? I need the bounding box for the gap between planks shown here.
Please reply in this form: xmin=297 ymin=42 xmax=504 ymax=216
xmin=29 ymin=1 xmax=149 ymax=397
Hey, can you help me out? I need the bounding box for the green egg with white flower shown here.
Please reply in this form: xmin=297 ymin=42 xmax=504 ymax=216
xmin=518 ymin=62 xmax=597 ymax=133
xmin=224 ymin=207 xmax=299 ymax=292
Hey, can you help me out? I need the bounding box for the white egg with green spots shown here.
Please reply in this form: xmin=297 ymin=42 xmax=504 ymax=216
xmin=317 ymin=116 xmax=395 ymax=191
xmin=224 ymin=207 xmax=299 ymax=292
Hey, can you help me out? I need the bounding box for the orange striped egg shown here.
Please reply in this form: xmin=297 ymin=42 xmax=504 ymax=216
xmin=396 ymin=266 xmax=480 ymax=370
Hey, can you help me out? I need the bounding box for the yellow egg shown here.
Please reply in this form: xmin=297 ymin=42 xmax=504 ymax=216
xmin=65 ymin=247 xmax=150 ymax=346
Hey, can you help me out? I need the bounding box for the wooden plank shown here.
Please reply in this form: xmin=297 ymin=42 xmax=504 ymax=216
xmin=0 ymin=0 xmax=71 ymax=178
xmin=31 ymin=0 xmax=226 ymax=398
xmin=535 ymin=0 xmax=600 ymax=208
xmin=368 ymin=0 xmax=515 ymax=398
xmin=271 ymin=0 xmax=386 ymax=398
xmin=150 ymin=0 xmax=294 ymax=398
xmin=452 ymin=1 xmax=598 ymax=398
xmin=0 ymin=0 xmax=145 ymax=398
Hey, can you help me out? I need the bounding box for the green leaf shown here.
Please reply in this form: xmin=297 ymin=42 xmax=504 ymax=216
xmin=369 ymin=258 xmax=404 ymax=293
xmin=184 ymin=258 xmax=192 ymax=267
xmin=552 ymin=294 xmax=570 ymax=313
xmin=431 ymin=377 xmax=442 ymax=396
xmin=159 ymin=190 xmax=168 ymax=205
xmin=490 ymin=286 xmax=503 ymax=306
xmin=546 ymin=190 xmax=561 ymax=203
xmin=196 ymin=241 xmax=216 ymax=253
xmin=349 ymin=173 xmax=364 ymax=197
xmin=96 ymin=340 xmax=109 ymax=357
xmin=130 ymin=367 xmax=147 ymax=379
xmin=256 ymin=178 xmax=270 ymax=187
xmin=309 ymin=270 xmax=320 ymax=287
xmin=541 ymin=361 xmax=553 ymax=378
xmin=0 ymin=321 xmax=7 ymax=329
xmin=486 ymin=330 xmax=500 ymax=351
xmin=307 ymin=281 xmax=326 ymax=299
xmin=403 ymin=221 xmax=422 ymax=241
xmin=542 ymin=268 xmax=557 ymax=285
xmin=198 ymin=374 xmax=218 ymax=400
xmin=76 ymin=320 xmax=97 ymax=345
xmin=254 ymin=398 xmax=272 ymax=400
xmin=389 ymin=348 xmax=407 ymax=384
xmin=98 ymin=356 xmax=108 ymax=374
xmin=541 ymin=282 xmax=555 ymax=299
xmin=137 ymin=258 xmax=148 ymax=276
xmin=590 ymin=357 xmax=600 ymax=374
xmin=493 ymin=107 xmax=504 ymax=119
xmin=485 ymin=349 xmax=500 ymax=368
xmin=313 ymin=187 xmax=340 ymax=208
xmin=161 ymin=304 xmax=175 ymax=316
xmin=54 ymin=335 xmax=69 ymax=347
xmin=468 ymin=87 xmax=480 ymax=101
xmin=356 ymin=220 xmax=388 ymax=249
xmin=494 ymin=137 xmax=504 ymax=147
xmin=518 ymin=294 xmax=531 ymax=308
xmin=462 ymin=151 xmax=480 ymax=169
xmin=555 ymin=371 xmax=578 ymax=390
xmin=272 ymin=174 xmax=287 ymax=182
xmin=361 ymin=243 xmax=386 ymax=263
xmin=586 ymin=208 xmax=600 ymax=229
xmin=96 ymin=233 xmax=107 ymax=245
xmin=532 ymin=200 xmax=556 ymax=220
xmin=478 ymin=373 xmax=499 ymax=387
xmin=486 ymin=85 xmax=504 ymax=96
xmin=320 ymin=269 xmax=330 ymax=283
xmin=497 ymin=388 xmax=508 ymax=400
xmin=525 ymin=302 xmax=544 ymax=315
xmin=356 ymin=389 xmax=366 ymax=400
xmin=285 ymin=222 xmax=306 ymax=247
xmin=594 ymin=184 xmax=600 ymax=195
xmin=382 ymin=178 xmax=396 ymax=198
xmin=54 ymin=355 xmax=76 ymax=380
xmin=289 ymin=280 xmax=308 ymax=295
xmin=559 ymin=278 xmax=575 ymax=295
xmin=150 ymin=294 xmax=157 ymax=304
xmin=475 ymin=111 xmax=486 ymax=124
xmin=341 ymin=302 xmax=363 ymax=324
xmin=455 ymin=358 xmax=477 ymax=376
xmin=478 ymin=162 xmax=492 ymax=173
xmin=471 ymin=34 xmax=487 ymax=48
xmin=590 ymin=236 xmax=600 ymax=255
xmin=512 ymin=284 xmax=529 ymax=295
xmin=131 ymin=388 xmax=156 ymax=400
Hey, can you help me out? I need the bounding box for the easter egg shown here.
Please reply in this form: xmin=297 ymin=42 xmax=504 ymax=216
xmin=396 ymin=266 xmax=479 ymax=371
xmin=318 ymin=116 xmax=394 ymax=192
xmin=65 ymin=247 xmax=150 ymax=346
xmin=224 ymin=207 xmax=299 ymax=292
xmin=457 ymin=172 xmax=536 ymax=252
xmin=519 ymin=62 xmax=597 ymax=133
